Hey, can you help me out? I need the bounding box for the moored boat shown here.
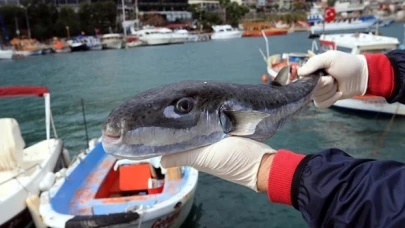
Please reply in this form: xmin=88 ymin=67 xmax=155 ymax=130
xmin=101 ymin=34 xmax=123 ymax=49
xmin=67 ymin=39 xmax=89 ymax=52
xmin=39 ymin=139 xmax=198 ymax=228
xmin=51 ymin=39 xmax=71 ymax=54
xmin=259 ymin=31 xmax=312 ymax=82
xmin=307 ymin=5 xmax=378 ymax=33
xmin=79 ymin=35 xmax=103 ymax=50
xmin=242 ymin=22 xmax=290 ymax=37
xmin=0 ymin=86 xmax=67 ymax=227
xmin=211 ymin=24 xmax=242 ymax=40
xmin=10 ymin=38 xmax=44 ymax=56
xmin=127 ymin=35 xmax=144 ymax=47
xmin=131 ymin=28 xmax=171 ymax=46
xmin=333 ymin=95 xmax=405 ymax=115
xmin=0 ymin=49 xmax=13 ymax=60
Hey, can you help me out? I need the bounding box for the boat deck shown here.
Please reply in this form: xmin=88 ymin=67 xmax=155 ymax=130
xmin=53 ymin=143 xmax=188 ymax=215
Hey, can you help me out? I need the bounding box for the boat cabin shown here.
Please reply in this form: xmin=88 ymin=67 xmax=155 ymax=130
xmin=319 ymin=33 xmax=400 ymax=54
xmin=212 ymin=25 xmax=235 ymax=33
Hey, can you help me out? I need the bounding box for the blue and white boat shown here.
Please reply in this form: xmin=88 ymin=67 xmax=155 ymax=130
xmin=308 ymin=15 xmax=378 ymax=33
xmin=307 ymin=6 xmax=378 ymax=33
xmin=39 ymin=139 xmax=198 ymax=228
xmin=79 ymin=35 xmax=103 ymax=50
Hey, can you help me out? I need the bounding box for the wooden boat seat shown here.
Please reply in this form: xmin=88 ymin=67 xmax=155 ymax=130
xmin=119 ymin=164 xmax=152 ymax=192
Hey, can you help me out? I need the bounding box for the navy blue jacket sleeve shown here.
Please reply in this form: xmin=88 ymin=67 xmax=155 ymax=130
xmin=293 ymin=149 xmax=405 ymax=227
xmin=386 ymin=50 xmax=405 ymax=104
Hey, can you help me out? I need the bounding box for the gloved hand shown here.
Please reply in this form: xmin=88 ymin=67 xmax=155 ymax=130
xmin=160 ymin=137 xmax=276 ymax=192
xmin=298 ymin=50 xmax=369 ymax=108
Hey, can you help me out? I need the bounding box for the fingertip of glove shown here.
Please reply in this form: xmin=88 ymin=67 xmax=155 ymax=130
xmin=160 ymin=156 xmax=171 ymax=168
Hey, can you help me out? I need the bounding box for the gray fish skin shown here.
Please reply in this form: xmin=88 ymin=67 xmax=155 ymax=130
xmin=102 ymin=71 xmax=323 ymax=159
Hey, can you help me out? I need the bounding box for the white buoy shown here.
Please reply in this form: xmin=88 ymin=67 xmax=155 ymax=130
xmin=62 ymin=148 xmax=71 ymax=166
xmin=39 ymin=172 xmax=56 ymax=191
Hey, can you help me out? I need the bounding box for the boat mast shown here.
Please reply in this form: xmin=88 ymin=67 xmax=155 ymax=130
xmin=135 ymin=0 xmax=139 ymax=30
xmin=121 ymin=0 xmax=128 ymax=48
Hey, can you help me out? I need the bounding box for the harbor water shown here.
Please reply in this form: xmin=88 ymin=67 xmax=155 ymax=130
xmin=2 ymin=23 xmax=405 ymax=227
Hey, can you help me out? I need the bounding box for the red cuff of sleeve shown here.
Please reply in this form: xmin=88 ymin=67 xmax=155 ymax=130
xmin=364 ymin=53 xmax=395 ymax=98
xmin=267 ymin=150 xmax=305 ymax=206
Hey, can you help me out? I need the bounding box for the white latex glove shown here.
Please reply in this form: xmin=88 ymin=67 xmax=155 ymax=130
xmin=160 ymin=137 xmax=276 ymax=192
xmin=298 ymin=50 xmax=369 ymax=108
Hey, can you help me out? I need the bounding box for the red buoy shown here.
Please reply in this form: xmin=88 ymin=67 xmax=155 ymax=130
xmin=262 ymin=74 xmax=268 ymax=83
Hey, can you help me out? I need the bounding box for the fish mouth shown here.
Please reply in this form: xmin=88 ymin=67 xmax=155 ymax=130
xmin=102 ymin=130 xmax=123 ymax=144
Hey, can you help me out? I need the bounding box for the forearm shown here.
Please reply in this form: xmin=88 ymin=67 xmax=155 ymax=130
xmin=364 ymin=50 xmax=405 ymax=104
xmin=260 ymin=149 xmax=405 ymax=227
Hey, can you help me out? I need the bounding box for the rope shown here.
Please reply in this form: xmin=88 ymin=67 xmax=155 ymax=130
xmin=50 ymin=111 xmax=58 ymax=139
xmin=0 ymin=163 xmax=41 ymax=194
xmin=372 ymin=103 xmax=400 ymax=156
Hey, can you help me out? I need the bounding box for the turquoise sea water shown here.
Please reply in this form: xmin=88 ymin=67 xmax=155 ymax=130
xmin=2 ymin=23 xmax=405 ymax=227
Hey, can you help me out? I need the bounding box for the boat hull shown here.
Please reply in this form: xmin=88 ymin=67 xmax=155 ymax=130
xmin=243 ymin=30 xmax=288 ymax=37
xmin=53 ymin=47 xmax=71 ymax=54
xmin=15 ymin=50 xmax=43 ymax=56
xmin=333 ymin=96 xmax=405 ymax=115
xmin=0 ymin=139 xmax=65 ymax=226
xmin=311 ymin=20 xmax=377 ymax=33
xmin=127 ymin=41 xmax=143 ymax=47
xmin=0 ymin=50 xmax=13 ymax=60
xmin=102 ymin=41 xmax=123 ymax=49
xmin=70 ymin=44 xmax=89 ymax=52
xmin=89 ymin=45 xmax=103 ymax=50
xmin=143 ymin=37 xmax=171 ymax=46
xmin=39 ymin=141 xmax=199 ymax=228
xmin=211 ymin=31 xmax=242 ymax=40
xmin=170 ymin=36 xmax=188 ymax=44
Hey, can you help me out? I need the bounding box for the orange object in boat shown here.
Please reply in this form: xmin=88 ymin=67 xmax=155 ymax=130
xmin=119 ymin=163 xmax=151 ymax=191
xmin=291 ymin=64 xmax=298 ymax=81
xmin=56 ymin=41 xmax=63 ymax=49
xmin=262 ymin=74 xmax=268 ymax=83
xmin=242 ymin=22 xmax=289 ymax=37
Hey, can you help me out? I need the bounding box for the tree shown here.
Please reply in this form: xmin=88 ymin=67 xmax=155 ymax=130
xmin=78 ymin=1 xmax=117 ymax=34
xmin=54 ymin=6 xmax=80 ymax=37
xmin=293 ymin=1 xmax=305 ymax=10
xmin=26 ymin=2 xmax=58 ymax=40
xmin=0 ymin=5 xmax=26 ymax=40
xmin=218 ymin=0 xmax=249 ymax=26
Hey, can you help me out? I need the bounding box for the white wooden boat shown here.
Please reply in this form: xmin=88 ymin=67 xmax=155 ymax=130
xmin=0 ymin=86 xmax=67 ymax=227
xmin=101 ymin=34 xmax=123 ymax=49
xmin=333 ymin=95 xmax=405 ymax=115
xmin=39 ymin=138 xmax=198 ymax=228
xmin=211 ymin=25 xmax=242 ymax=40
xmin=0 ymin=49 xmax=13 ymax=60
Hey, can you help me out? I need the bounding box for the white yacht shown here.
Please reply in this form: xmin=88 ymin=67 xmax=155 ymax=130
xmin=131 ymin=28 xmax=171 ymax=46
xmin=159 ymin=28 xmax=188 ymax=44
xmin=100 ymin=34 xmax=123 ymax=49
xmin=211 ymin=25 xmax=242 ymax=40
xmin=0 ymin=49 xmax=13 ymax=60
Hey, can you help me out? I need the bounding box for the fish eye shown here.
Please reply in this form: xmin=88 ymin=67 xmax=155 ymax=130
xmin=174 ymin=98 xmax=194 ymax=114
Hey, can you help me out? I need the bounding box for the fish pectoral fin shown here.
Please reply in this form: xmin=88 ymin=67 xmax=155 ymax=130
xmin=271 ymin=65 xmax=290 ymax=86
xmin=224 ymin=110 xmax=270 ymax=136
